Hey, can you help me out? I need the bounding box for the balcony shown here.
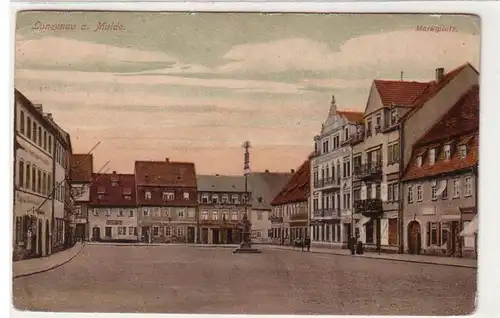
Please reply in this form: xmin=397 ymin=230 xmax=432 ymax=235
xmin=269 ymin=215 xmax=284 ymax=224
xmin=313 ymin=177 xmax=341 ymax=189
xmin=312 ymin=209 xmax=341 ymax=219
xmin=353 ymin=163 xmax=382 ymax=181
xmin=349 ymin=132 xmax=365 ymax=146
xmin=353 ymin=199 xmax=383 ymax=218
xmin=290 ymin=211 xmax=308 ymax=221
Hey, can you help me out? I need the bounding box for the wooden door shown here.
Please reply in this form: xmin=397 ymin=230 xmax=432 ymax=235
xmin=388 ymin=218 xmax=398 ymax=246
xmin=92 ymin=227 xmax=101 ymax=241
xmin=407 ymin=221 xmax=421 ymax=254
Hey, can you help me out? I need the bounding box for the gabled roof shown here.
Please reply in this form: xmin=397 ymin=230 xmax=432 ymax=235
xmin=338 ymin=111 xmax=364 ymax=124
xmin=89 ymin=172 xmax=136 ymax=206
xmin=271 ymin=160 xmax=310 ymax=206
xmin=402 ymin=85 xmax=479 ymax=181
xmin=134 ymin=159 xmax=197 ymax=188
xmin=247 ymin=171 xmax=292 ymax=210
xmin=70 ymin=154 xmax=93 ymax=183
xmin=374 ymin=80 xmax=430 ymax=107
xmin=197 ymin=175 xmax=246 ymax=192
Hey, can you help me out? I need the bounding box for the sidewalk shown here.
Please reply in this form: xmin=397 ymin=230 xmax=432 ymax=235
xmin=13 ymin=242 xmax=85 ymax=279
xmin=264 ymin=245 xmax=477 ymax=268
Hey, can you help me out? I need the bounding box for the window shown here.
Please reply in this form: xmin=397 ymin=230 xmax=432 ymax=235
xmin=183 ymin=192 xmax=190 ymax=200
xmin=47 ymin=173 xmax=52 ymax=194
xmin=152 ymin=226 xmax=159 ymax=236
xmin=118 ymin=227 xmax=124 ymax=235
xmin=18 ymin=161 xmax=25 ymax=188
xmin=388 ymin=183 xmax=399 ymax=202
xmin=201 ymin=194 xmax=209 ymax=204
xmin=407 ymin=186 xmax=414 ymax=203
xmin=117 ymin=209 xmax=123 ymax=217
xmin=154 ymin=208 xmax=161 ymax=217
xmin=105 ymin=209 xmax=111 ymax=216
xmin=212 ymin=211 xmax=218 ymax=220
xmin=428 ymin=222 xmax=438 ymax=246
xmin=431 ymin=183 xmax=438 ymax=200
xmin=366 ymin=120 xmax=372 ymax=137
xmin=212 ymin=195 xmax=219 ymax=204
xmin=188 ymin=208 xmax=195 ymax=218
xmin=32 ymin=122 xmax=37 ymax=144
xmin=417 ymin=184 xmax=423 ymax=202
xmin=375 ymin=115 xmax=381 ymax=132
xmin=221 ymin=195 xmax=229 ymax=204
xmin=257 ymin=211 xmax=263 ymax=220
xmin=464 ymin=176 xmax=473 ymax=196
xmin=231 ymin=211 xmax=238 ymax=221
xmin=25 ymin=163 xmax=31 ymax=189
xmin=232 ymin=195 xmax=240 ymax=204
xmin=429 ymin=148 xmax=436 ymax=166
xmin=20 ymin=111 xmax=25 ymax=134
xmin=222 ymin=210 xmax=229 ymax=221
xmin=416 ymin=156 xmax=422 ymax=167
xmin=444 ymin=145 xmax=451 ymax=161
xmin=143 ymin=208 xmax=149 ymax=217
xmin=129 ymin=210 xmax=134 ymax=217
xmin=333 ymin=135 xmax=340 ymax=149
xmin=344 ymin=127 xmax=349 ymax=141
xmin=38 ymin=126 xmax=42 ymax=146
xmin=92 ymin=209 xmax=99 ymax=216
xmin=162 ymin=192 xmax=174 ymax=201
xmin=453 ymin=179 xmax=461 ymax=198
xmin=343 ymin=161 xmax=351 ymax=178
xmin=26 ymin=117 xmax=32 ymax=139
xmin=442 ymin=183 xmax=448 ymax=199
xmin=42 ymin=172 xmax=47 ymax=195
xmin=322 ymin=140 xmax=329 ymax=154
xmin=129 ymin=227 xmax=135 ymax=235
xmin=165 ymin=226 xmax=171 ymax=236
xmin=459 ymin=145 xmax=467 ymax=159
xmin=202 ymin=210 xmax=209 ymax=220
xmin=145 ymin=191 xmax=152 ymax=200
xmin=31 ymin=165 xmax=36 ymax=192
xmin=177 ymin=226 xmax=185 ymax=236
xmin=48 ymin=135 xmax=52 ymax=154
xmin=178 ymin=208 xmax=185 ymax=218
xmin=390 ymin=110 xmax=398 ymax=126
xmin=388 ymin=143 xmax=400 ymax=164
xmin=43 ymin=130 xmax=47 ymax=150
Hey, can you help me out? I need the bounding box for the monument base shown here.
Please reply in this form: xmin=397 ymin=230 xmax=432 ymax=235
xmin=232 ymin=242 xmax=261 ymax=254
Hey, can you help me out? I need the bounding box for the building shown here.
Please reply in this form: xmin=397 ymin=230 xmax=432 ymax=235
xmin=88 ymin=172 xmax=138 ymax=242
xmin=247 ymin=171 xmax=292 ymax=244
xmin=270 ymin=160 xmax=310 ymax=244
xmin=350 ymin=63 xmax=478 ymax=253
xmin=196 ymin=174 xmax=249 ymax=244
xmin=13 ymin=89 xmax=71 ymax=259
xmin=135 ymin=159 xmax=198 ymax=243
xmin=401 ymin=84 xmax=478 ymax=258
xmin=70 ymin=154 xmax=94 ymax=241
xmin=310 ymin=96 xmax=364 ymax=248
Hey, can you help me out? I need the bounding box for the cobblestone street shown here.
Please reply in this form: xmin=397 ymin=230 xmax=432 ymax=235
xmin=13 ymin=245 xmax=477 ymax=315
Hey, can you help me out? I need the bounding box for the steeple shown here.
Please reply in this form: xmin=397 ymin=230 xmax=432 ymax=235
xmin=328 ymin=94 xmax=337 ymax=117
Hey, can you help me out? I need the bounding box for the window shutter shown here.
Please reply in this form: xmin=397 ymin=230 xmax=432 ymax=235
xmin=426 ymin=222 xmax=431 ymax=246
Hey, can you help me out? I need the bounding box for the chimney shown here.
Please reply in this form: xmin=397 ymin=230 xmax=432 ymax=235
xmin=265 ymin=169 xmax=269 ymax=173
xmin=435 ymin=68 xmax=445 ymax=82
xmin=34 ymin=104 xmax=43 ymax=113
xmin=46 ymin=113 xmax=53 ymax=120
xmin=215 ymin=174 xmax=220 ymax=176
xmin=291 ymin=169 xmax=295 ymax=173
xmin=112 ymin=171 xmax=116 ymax=174
xmin=165 ymin=158 xmax=170 ymax=162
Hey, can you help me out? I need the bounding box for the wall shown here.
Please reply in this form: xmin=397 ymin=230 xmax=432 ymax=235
xmin=250 ymin=208 xmax=271 ymax=243
xmin=88 ymin=207 xmax=138 ymax=241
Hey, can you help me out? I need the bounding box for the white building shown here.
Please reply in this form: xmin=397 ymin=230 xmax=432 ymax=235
xmin=13 ymin=89 xmax=71 ymax=259
xmin=310 ymin=95 xmax=364 ymax=248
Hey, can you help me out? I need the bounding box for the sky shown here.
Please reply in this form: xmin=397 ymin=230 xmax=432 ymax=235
xmin=14 ymin=11 xmax=480 ymax=175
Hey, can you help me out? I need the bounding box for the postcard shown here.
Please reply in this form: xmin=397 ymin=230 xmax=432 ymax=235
xmin=12 ymin=11 xmax=479 ymax=315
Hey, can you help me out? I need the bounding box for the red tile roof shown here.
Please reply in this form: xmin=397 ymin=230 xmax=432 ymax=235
xmin=89 ymin=173 xmax=136 ymax=206
xmin=402 ymin=85 xmax=479 ymax=181
xmin=374 ymin=80 xmax=430 ymax=107
xmin=70 ymin=154 xmax=93 ymax=183
xmin=134 ymin=159 xmax=197 ymax=187
xmin=338 ymin=111 xmax=364 ymax=124
xmin=134 ymin=159 xmax=198 ymax=206
xmin=271 ymin=160 xmax=310 ymax=205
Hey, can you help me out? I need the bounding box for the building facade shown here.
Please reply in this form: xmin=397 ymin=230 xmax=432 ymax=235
xmin=310 ymin=96 xmax=363 ymax=248
xmin=247 ymin=171 xmax=292 ymax=244
xmin=270 ymin=160 xmax=310 ymax=244
xmin=88 ymin=172 xmax=138 ymax=242
xmin=13 ymin=89 xmax=72 ymax=259
xmin=196 ymin=175 xmax=249 ymax=244
xmin=70 ymin=154 xmax=94 ymax=241
xmin=402 ymin=85 xmax=478 ymax=258
xmin=135 ymin=159 xmax=198 ymax=243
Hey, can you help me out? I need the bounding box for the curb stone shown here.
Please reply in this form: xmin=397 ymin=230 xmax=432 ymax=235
xmin=13 ymin=243 xmax=86 ymax=279
xmin=265 ymin=246 xmax=477 ymax=269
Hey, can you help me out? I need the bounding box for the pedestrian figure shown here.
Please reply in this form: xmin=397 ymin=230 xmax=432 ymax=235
xmin=349 ymin=235 xmax=356 ymax=255
xmin=301 ymin=238 xmax=305 ymax=252
xmin=305 ymin=236 xmax=311 ymax=252
xmin=26 ymin=229 xmax=32 ymax=254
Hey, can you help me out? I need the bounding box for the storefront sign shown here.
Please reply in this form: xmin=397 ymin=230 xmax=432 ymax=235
xmin=75 ymin=219 xmax=87 ymax=224
xmin=17 ymin=138 xmax=51 ymax=166
xmin=15 ymin=192 xmax=48 ymax=214
xmin=106 ymin=220 xmax=122 ymax=225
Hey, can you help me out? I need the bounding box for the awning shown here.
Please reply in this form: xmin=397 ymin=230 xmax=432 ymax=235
xmin=459 ymin=215 xmax=478 ymax=237
xmin=356 ymin=216 xmax=371 ymax=227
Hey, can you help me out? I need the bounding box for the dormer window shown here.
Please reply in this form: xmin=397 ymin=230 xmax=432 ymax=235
xmin=183 ymin=192 xmax=190 ymax=200
xmin=390 ymin=110 xmax=398 ymax=126
xmin=232 ymin=195 xmax=240 ymax=204
xmin=111 ymin=181 xmax=118 ymax=186
xmin=221 ymin=195 xmax=229 ymax=204
xmin=375 ymin=115 xmax=381 ymax=132
xmin=459 ymin=145 xmax=467 ymax=159
xmin=145 ymin=191 xmax=152 ymax=200
xmin=344 ymin=127 xmax=349 ymax=141
xmin=258 ymin=196 xmax=263 ymax=203
xmin=212 ymin=194 xmax=219 ymax=204
xmin=97 ymin=186 xmax=106 ymax=194
xmin=417 ymin=156 xmax=422 ymax=167
xmin=123 ymin=187 xmax=132 ymax=196
xmin=366 ymin=120 xmax=372 ymax=137
xmin=444 ymin=145 xmax=451 ymax=161
xmin=429 ymin=148 xmax=436 ymax=166
xmin=163 ymin=192 xmax=174 ymax=201
xmin=201 ymin=194 xmax=209 ymax=204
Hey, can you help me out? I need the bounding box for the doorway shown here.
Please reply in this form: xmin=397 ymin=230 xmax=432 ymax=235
xmin=212 ymin=229 xmax=220 ymax=244
xmin=201 ymin=228 xmax=209 ymax=244
xmin=187 ymin=226 xmax=195 ymax=243
xmin=407 ymin=221 xmax=422 ymax=254
xmin=227 ymin=229 xmax=233 ymax=244
xmin=450 ymin=221 xmax=459 ymax=257
xmin=92 ymin=226 xmax=101 ymax=241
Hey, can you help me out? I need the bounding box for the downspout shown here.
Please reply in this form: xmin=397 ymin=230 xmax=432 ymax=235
xmin=398 ymin=123 xmax=405 ymax=254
